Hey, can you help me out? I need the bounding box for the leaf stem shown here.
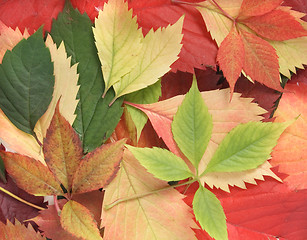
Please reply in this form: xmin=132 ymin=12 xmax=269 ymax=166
xmin=211 ymin=0 xmax=236 ymax=22
xmin=104 ymin=179 xmax=195 ymax=210
xmin=0 ymin=186 xmax=45 ymax=211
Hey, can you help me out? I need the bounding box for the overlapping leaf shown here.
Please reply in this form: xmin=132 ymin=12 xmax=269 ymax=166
xmin=50 ymin=1 xmax=123 ymax=152
xmin=127 ymin=88 xmax=280 ymax=191
xmin=101 ymin=150 xmax=197 ymax=240
xmin=193 ymin=0 xmax=307 ymax=94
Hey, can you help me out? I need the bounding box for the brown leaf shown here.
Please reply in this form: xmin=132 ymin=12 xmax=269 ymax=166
xmin=0 ymin=151 xmax=63 ymax=196
xmin=71 ymin=139 xmax=126 ymax=194
xmin=43 ymin=103 xmax=83 ymax=191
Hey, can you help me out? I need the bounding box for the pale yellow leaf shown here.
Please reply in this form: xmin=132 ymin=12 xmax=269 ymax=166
xmin=93 ymin=0 xmax=143 ymax=96
xmin=34 ymin=35 xmax=79 ymax=142
xmin=113 ymin=16 xmax=184 ymax=100
xmin=0 ymin=21 xmax=30 ymax=63
xmin=196 ymin=0 xmax=242 ymax=46
xmin=101 ymin=150 xmax=197 ymax=240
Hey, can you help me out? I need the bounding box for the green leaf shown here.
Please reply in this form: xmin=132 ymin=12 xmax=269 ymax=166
xmin=0 ymin=154 xmax=6 ymax=183
xmin=125 ymin=80 xmax=161 ymax=141
xmin=172 ymin=76 xmax=213 ymax=169
xmin=126 ymin=145 xmax=193 ymax=181
xmin=204 ymin=121 xmax=291 ymax=174
xmin=193 ymin=185 xmax=227 ymax=240
xmin=0 ymin=28 xmax=54 ymax=135
xmin=50 ymin=2 xmax=123 ymax=152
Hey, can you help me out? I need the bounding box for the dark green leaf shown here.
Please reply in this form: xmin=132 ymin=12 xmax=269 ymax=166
xmin=0 ymin=28 xmax=54 ymax=135
xmin=50 ymin=2 xmax=123 ymax=152
xmin=0 ymin=154 xmax=6 ymax=183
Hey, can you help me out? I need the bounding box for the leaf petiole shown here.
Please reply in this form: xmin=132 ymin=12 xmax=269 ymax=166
xmin=0 ymin=186 xmax=45 ymax=211
xmin=104 ymin=178 xmax=196 ymax=210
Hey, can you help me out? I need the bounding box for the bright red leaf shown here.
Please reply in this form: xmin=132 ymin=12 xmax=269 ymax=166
xmin=238 ymin=0 xmax=283 ymax=18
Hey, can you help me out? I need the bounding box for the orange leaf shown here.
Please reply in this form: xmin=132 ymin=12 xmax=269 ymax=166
xmin=0 ymin=151 xmax=62 ymax=196
xmin=43 ymin=103 xmax=83 ymax=191
xmin=217 ymin=26 xmax=244 ymax=96
xmin=71 ymin=139 xmax=126 ymax=194
xmin=271 ymin=82 xmax=307 ymax=190
xmin=238 ymin=0 xmax=283 ymax=18
xmin=0 ymin=219 xmax=45 ymax=240
xmin=239 ymin=28 xmax=283 ymax=92
xmin=241 ymin=9 xmax=307 ymax=41
xmin=60 ymin=200 xmax=102 ymax=240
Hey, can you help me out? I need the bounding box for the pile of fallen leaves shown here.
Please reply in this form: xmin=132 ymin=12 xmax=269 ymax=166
xmin=0 ymin=0 xmax=306 ymax=239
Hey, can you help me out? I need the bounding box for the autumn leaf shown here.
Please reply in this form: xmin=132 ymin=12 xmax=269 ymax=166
xmin=271 ymin=81 xmax=307 ymax=190
xmin=127 ymin=87 xmax=280 ymax=191
xmin=101 ymin=150 xmax=197 ymax=240
xmin=71 ymin=139 xmax=126 ymax=194
xmin=0 ymin=219 xmax=45 ymax=240
xmin=61 ymin=200 xmax=103 ymax=240
xmin=192 ymin=0 xmax=307 ymax=94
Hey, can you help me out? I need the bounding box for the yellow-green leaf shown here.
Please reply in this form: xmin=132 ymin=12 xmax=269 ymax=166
xmin=93 ymin=0 xmax=143 ymax=96
xmin=61 ymin=200 xmax=102 ymax=240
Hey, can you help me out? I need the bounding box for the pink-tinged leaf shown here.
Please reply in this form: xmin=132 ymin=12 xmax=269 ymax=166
xmin=217 ymin=26 xmax=244 ymax=97
xmin=239 ymin=29 xmax=283 ymax=92
xmin=271 ymin=81 xmax=307 ymax=190
xmin=61 ymin=200 xmax=102 ymax=240
xmin=0 ymin=152 xmax=62 ymax=196
xmin=0 ymin=21 xmax=30 ymax=63
xmin=71 ymin=139 xmax=126 ymax=194
xmin=43 ymin=103 xmax=83 ymax=191
xmin=0 ymin=219 xmax=45 ymax=240
xmin=284 ymin=0 xmax=307 ymax=21
xmin=0 ymin=175 xmax=46 ymax=225
xmin=238 ymin=0 xmax=283 ymax=18
xmin=0 ymin=0 xmax=65 ymax=34
xmin=101 ymin=150 xmax=197 ymax=240
xmin=242 ymin=9 xmax=307 ymax=41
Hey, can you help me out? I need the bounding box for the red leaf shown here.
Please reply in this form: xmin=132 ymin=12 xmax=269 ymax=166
xmin=242 ymin=9 xmax=307 ymax=41
xmin=0 ymin=175 xmax=46 ymax=225
xmin=0 ymin=0 xmax=65 ymax=34
xmin=238 ymin=0 xmax=283 ymax=18
xmin=239 ymin=28 xmax=283 ymax=92
xmin=217 ymin=26 xmax=244 ymax=97
xmin=284 ymin=0 xmax=307 ymax=21
xmin=178 ymin=173 xmax=307 ymax=239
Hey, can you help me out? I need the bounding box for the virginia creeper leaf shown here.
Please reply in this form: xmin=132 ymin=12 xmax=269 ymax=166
xmin=0 ymin=154 xmax=5 ymax=183
xmin=0 ymin=219 xmax=45 ymax=240
xmin=0 ymin=27 xmax=54 ymax=135
xmin=50 ymin=1 xmax=123 ymax=152
xmin=60 ymin=200 xmax=102 ymax=240
xmin=239 ymin=28 xmax=283 ymax=92
xmin=112 ymin=16 xmax=184 ymax=101
xmin=216 ymin=26 xmax=244 ymax=96
xmin=238 ymin=0 xmax=283 ymax=18
xmin=125 ymin=80 xmax=161 ymax=142
xmin=101 ymin=150 xmax=197 ymax=240
xmin=43 ymin=103 xmax=83 ymax=191
xmin=35 ymin=34 xmax=79 ymax=142
xmin=71 ymin=139 xmax=126 ymax=194
xmin=126 ymin=145 xmax=193 ymax=181
xmin=172 ymin=76 xmax=213 ymax=169
xmin=0 ymin=151 xmax=62 ymax=196
xmin=241 ymin=9 xmax=307 ymax=41
xmin=0 ymin=21 xmax=29 ymax=63
xmin=93 ymin=0 xmax=143 ymax=97
xmin=193 ymin=185 xmax=227 ymax=240
xmin=271 ymin=81 xmax=307 ymax=190
xmin=204 ymin=121 xmax=291 ymax=174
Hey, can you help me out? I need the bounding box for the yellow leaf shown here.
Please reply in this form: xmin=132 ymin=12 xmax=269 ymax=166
xmin=35 ymin=35 xmax=79 ymax=142
xmin=101 ymin=150 xmax=197 ymax=240
xmin=61 ymin=200 xmax=102 ymax=240
xmin=113 ymin=16 xmax=183 ymax=101
xmin=93 ymin=0 xmax=143 ymax=96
